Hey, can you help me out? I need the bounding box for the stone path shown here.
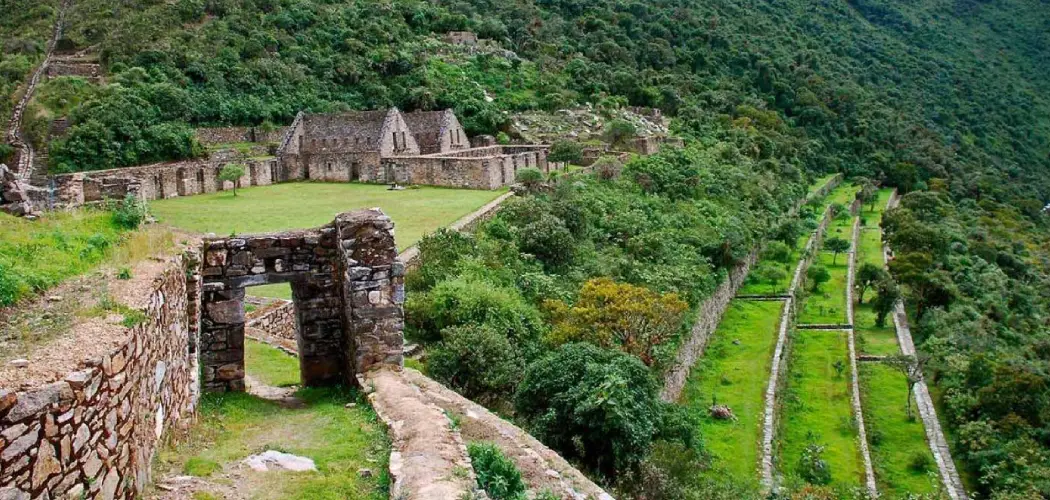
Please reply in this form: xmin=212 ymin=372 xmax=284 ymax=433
xmin=845 ymin=216 xmax=878 ymax=497
xmin=882 ymin=192 xmax=969 ymax=500
xmin=5 ymin=0 xmax=68 ymax=183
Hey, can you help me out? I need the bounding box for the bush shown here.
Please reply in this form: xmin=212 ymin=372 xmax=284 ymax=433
xmin=604 ymin=119 xmax=637 ymax=147
xmin=516 ymin=212 xmax=575 ymax=266
xmin=426 ymin=325 xmax=525 ymax=402
xmin=468 ymin=442 xmax=526 ymax=500
xmin=908 ymin=451 xmax=933 ymax=473
xmin=592 ymin=155 xmax=624 ymax=181
xmin=514 ymin=343 xmax=668 ymax=478
xmin=807 ymin=264 xmax=831 ymax=292
xmin=110 ymin=194 xmax=148 ymax=230
xmin=404 ymin=276 xmax=545 ymax=344
xmin=762 ymin=241 xmax=793 ymax=263
xmin=407 ymin=229 xmax=477 ymax=291
xmin=515 ymin=167 xmax=545 ymax=193
xmin=798 ymin=444 xmax=832 ymax=485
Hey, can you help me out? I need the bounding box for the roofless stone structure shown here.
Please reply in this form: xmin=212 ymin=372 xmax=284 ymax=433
xmin=199 ymin=208 xmax=404 ymax=392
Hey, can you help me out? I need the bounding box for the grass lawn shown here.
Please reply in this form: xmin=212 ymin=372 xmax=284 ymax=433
xmin=855 ymin=224 xmax=898 ymax=355
xmin=246 ymin=338 xmax=301 ymax=387
xmin=860 ymin=363 xmax=939 ymax=497
xmin=779 ymin=329 xmax=863 ymax=489
xmin=797 ymin=251 xmax=849 ymax=324
xmin=154 ymin=341 xmax=390 ymax=499
xmin=152 ymin=182 xmax=504 ymax=298
xmin=807 ymin=174 xmax=840 ymax=199
xmin=680 ymin=300 xmax=784 ymax=485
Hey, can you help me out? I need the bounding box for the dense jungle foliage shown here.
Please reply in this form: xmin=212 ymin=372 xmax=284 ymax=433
xmin=2 ymin=0 xmax=1049 ymax=497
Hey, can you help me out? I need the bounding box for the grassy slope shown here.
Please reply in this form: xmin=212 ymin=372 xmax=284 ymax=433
xmin=853 ymin=188 xmax=939 ymax=496
xmin=151 ymin=182 xmax=503 ymax=298
xmin=0 ymin=211 xmax=128 ymax=306
xmin=155 ymin=340 xmax=390 ymax=499
xmin=779 ymin=329 xmax=863 ymax=488
xmin=680 ymin=300 xmax=783 ymax=485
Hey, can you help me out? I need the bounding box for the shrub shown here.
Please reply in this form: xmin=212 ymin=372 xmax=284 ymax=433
xmin=404 ymin=276 xmax=545 ymax=344
xmin=604 ymin=119 xmax=637 ymax=147
xmin=515 ymin=167 xmax=545 ymax=193
xmin=426 ymin=325 xmax=525 ymax=402
xmin=468 ymin=442 xmax=526 ymax=500
xmin=514 ymin=343 xmax=668 ymax=478
xmin=516 ymin=212 xmax=575 ymax=266
xmin=592 ymin=155 xmax=624 ymax=181
xmin=407 ymin=229 xmax=476 ymax=291
xmin=110 ymin=194 xmax=148 ymax=230
xmin=908 ymin=451 xmax=933 ymax=473
xmin=117 ymin=267 xmax=132 ymax=280
xmin=798 ymin=444 xmax=832 ymax=485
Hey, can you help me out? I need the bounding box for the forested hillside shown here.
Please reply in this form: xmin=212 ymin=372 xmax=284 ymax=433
xmin=2 ymin=0 xmax=1049 ymax=497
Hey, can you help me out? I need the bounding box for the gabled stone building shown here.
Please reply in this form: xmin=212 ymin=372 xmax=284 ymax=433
xmin=402 ymin=109 xmax=471 ymax=155
xmin=279 ymin=108 xmax=420 ymax=182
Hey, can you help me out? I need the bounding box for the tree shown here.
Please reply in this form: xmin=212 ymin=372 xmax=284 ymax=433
xmin=547 ymin=139 xmax=584 ymax=164
xmin=762 ymin=241 xmax=793 ymax=263
xmin=807 ymin=265 xmax=830 ymax=292
xmin=545 ymin=278 xmax=688 ymax=366
xmin=219 ymin=164 xmax=246 ymax=196
xmin=856 ymin=262 xmax=888 ymax=304
xmin=604 ymin=119 xmax=637 ymax=148
xmin=824 ymin=237 xmax=851 ymax=265
xmin=514 ymin=343 xmax=688 ymax=478
xmin=856 ymin=177 xmax=877 ymax=212
xmin=752 ymin=262 xmax=788 ymax=294
xmin=882 ymin=354 xmax=928 ymax=419
xmin=871 ymin=277 xmax=901 ymax=327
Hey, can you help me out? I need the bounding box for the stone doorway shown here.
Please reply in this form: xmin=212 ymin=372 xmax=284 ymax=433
xmin=197 ymin=209 xmax=405 ymax=392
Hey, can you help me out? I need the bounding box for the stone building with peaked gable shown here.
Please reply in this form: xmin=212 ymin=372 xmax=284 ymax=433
xmin=402 ymin=109 xmax=471 ymax=155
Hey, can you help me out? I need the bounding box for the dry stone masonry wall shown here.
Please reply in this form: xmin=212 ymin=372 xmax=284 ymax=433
xmin=199 ymin=209 xmax=405 ymax=392
xmin=0 ymin=253 xmax=200 ymax=500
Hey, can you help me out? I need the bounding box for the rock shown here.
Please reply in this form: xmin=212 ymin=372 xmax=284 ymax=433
xmin=344 ymin=402 xmax=357 ymax=409
xmin=8 ymin=359 xmax=28 ymax=368
xmin=31 ymin=442 xmax=60 ymax=489
xmin=3 ymin=382 xmax=74 ymax=423
xmin=243 ymin=450 xmax=317 ymax=472
xmin=709 ymin=404 xmax=737 ymax=421
xmin=357 ymin=468 xmax=373 ymax=478
xmin=732 ymin=339 xmax=742 ymax=346
xmin=0 ymin=487 xmax=29 ymax=500
xmin=47 ymin=296 xmax=62 ymax=302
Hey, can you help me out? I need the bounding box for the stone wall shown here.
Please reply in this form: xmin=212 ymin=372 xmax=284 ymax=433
xmin=246 ymin=300 xmax=296 ymax=343
xmin=380 ymin=146 xmax=554 ymax=190
xmin=199 ymin=209 xmax=405 ymax=392
xmin=0 ymin=254 xmax=200 ymax=500
xmin=195 ymin=127 xmax=289 ymax=146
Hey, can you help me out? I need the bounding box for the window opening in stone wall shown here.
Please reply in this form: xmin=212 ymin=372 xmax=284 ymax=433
xmin=392 ymin=132 xmax=398 ymax=150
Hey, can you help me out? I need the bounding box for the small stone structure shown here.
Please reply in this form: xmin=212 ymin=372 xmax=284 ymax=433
xmin=198 ymin=209 xmax=404 ymax=392
xmin=0 ymin=252 xmax=200 ymax=500
xmin=444 ymin=31 xmax=479 ymax=46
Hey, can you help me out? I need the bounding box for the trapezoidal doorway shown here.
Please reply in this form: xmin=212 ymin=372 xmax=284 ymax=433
xmin=197 ymin=209 xmax=406 ymax=392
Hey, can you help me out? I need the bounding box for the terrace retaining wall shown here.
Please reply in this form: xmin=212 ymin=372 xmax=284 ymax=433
xmin=0 ymin=253 xmax=201 ymax=500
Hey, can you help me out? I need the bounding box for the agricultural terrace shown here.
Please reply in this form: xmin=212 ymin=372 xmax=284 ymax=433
xmin=778 ymin=183 xmax=864 ymax=491
xmin=855 ymin=189 xmax=939 ymax=497
xmin=151 ymin=182 xmax=504 ymax=298
xmin=678 ymin=176 xmax=840 ymax=489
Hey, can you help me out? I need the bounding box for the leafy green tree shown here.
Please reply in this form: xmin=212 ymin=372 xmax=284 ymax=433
xmin=807 ymin=265 xmax=830 ymax=292
xmin=855 ymin=177 xmax=877 ymax=212
xmin=218 ymin=164 xmax=246 ymax=196
xmin=404 ymin=276 xmax=545 ymax=345
xmin=604 ymin=119 xmax=637 ymax=148
xmin=752 ymin=262 xmax=788 ymax=294
xmin=856 ymin=262 xmax=888 ymax=304
xmin=762 ymin=241 xmax=793 ymax=263
xmin=547 ymin=139 xmax=583 ymax=164
xmin=514 ymin=343 xmax=690 ymax=478
xmin=871 ymin=277 xmax=901 ymax=328
xmin=515 ymin=167 xmax=545 ymax=193
xmin=824 ymin=237 xmax=850 ymax=265
xmin=882 ymin=354 xmax=928 ymax=420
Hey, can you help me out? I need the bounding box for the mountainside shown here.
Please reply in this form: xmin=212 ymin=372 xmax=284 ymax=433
xmin=3 ymin=0 xmax=1050 ymax=497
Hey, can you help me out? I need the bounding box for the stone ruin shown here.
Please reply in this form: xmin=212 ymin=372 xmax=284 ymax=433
xmin=198 ymin=208 xmax=404 ymax=392
xmin=0 ymin=163 xmax=45 ymax=216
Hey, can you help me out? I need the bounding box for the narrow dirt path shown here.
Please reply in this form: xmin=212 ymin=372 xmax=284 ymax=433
xmin=5 ymin=0 xmax=69 ymax=181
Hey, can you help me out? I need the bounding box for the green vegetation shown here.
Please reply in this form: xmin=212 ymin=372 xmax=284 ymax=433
xmin=156 ymin=341 xmax=389 ymax=499
xmin=680 ymin=300 xmax=782 ymax=487
xmin=855 ymin=190 xmax=898 ymax=356
xmin=0 ymin=210 xmax=131 ymax=306
xmin=245 ymin=339 xmax=301 ymax=388
xmin=861 ymin=363 xmax=938 ymax=497
xmin=779 ymin=330 xmax=862 ymax=490
xmin=467 ymin=442 xmax=527 ymax=500
xmin=798 ymin=211 xmax=855 ymax=324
